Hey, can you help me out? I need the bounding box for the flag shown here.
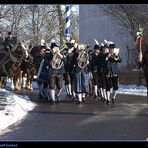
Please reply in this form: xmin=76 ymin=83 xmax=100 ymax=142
xmin=135 ymin=27 xmax=144 ymax=51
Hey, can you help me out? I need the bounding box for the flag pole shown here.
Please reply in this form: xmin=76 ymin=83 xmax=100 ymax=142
xmin=65 ymin=5 xmax=71 ymax=42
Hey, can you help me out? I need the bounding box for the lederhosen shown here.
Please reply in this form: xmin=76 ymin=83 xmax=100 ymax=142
xmin=48 ymin=52 xmax=66 ymax=90
xmin=106 ymin=55 xmax=122 ymax=91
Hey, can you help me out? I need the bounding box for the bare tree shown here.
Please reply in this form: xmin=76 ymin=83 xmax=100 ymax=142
xmin=101 ymin=4 xmax=148 ymax=66
xmin=0 ymin=4 xmax=79 ymax=47
xmin=100 ymin=4 xmax=148 ymax=42
xmin=23 ymin=5 xmax=58 ymax=45
xmin=71 ymin=13 xmax=79 ymax=42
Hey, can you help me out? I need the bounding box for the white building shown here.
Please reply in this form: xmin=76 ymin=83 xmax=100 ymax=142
xmin=79 ymin=4 xmax=136 ymax=68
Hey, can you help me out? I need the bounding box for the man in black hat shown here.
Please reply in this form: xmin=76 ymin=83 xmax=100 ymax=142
xmin=105 ymin=43 xmax=122 ymax=104
xmin=46 ymin=43 xmax=67 ymax=104
xmin=4 ymin=31 xmax=17 ymax=50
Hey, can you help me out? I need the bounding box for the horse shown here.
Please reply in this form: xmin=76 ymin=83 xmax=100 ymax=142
xmin=21 ymin=54 xmax=37 ymax=90
xmin=0 ymin=40 xmax=29 ymax=90
xmin=20 ymin=45 xmax=42 ymax=91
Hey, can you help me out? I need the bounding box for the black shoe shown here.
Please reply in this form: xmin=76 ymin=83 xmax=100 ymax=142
xmin=106 ymin=100 xmax=111 ymax=105
xmin=77 ymin=101 xmax=82 ymax=104
xmin=71 ymin=96 xmax=76 ymax=102
xmin=100 ymin=97 xmax=105 ymax=103
xmin=49 ymin=99 xmax=54 ymax=105
xmin=82 ymin=98 xmax=86 ymax=103
xmin=69 ymin=95 xmax=72 ymax=99
xmin=94 ymin=95 xmax=98 ymax=99
xmin=56 ymin=96 xmax=61 ymax=103
xmin=112 ymin=99 xmax=116 ymax=104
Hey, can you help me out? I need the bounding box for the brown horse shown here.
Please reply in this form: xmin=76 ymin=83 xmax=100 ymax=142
xmin=0 ymin=41 xmax=29 ymax=90
xmin=21 ymin=55 xmax=37 ymax=90
xmin=20 ymin=45 xmax=42 ymax=90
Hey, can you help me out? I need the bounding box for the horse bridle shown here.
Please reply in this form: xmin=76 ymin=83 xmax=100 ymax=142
xmin=0 ymin=46 xmax=24 ymax=76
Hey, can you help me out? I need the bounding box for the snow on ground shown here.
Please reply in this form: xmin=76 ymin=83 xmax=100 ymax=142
xmin=118 ymin=85 xmax=147 ymax=96
xmin=0 ymin=89 xmax=36 ymax=131
xmin=0 ymin=79 xmax=147 ymax=133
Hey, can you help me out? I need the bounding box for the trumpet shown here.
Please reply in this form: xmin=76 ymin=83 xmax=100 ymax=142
xmin=114 ymin=55 xmax=120 ymax=60
xmin=60 ymin=38 xmax=74 ymax=52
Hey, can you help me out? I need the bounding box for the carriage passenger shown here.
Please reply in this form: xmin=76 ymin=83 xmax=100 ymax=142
xmin=0 ymin=31 xmax=4 ymax=46
xmin=4 ymin=32 xmax=17 ymax=50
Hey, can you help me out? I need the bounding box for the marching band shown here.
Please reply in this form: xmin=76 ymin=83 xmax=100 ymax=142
xmin=36 ymin=38 xmax=122 ymax=105
xmin=0 ymin=31 xmax=122 ymax=105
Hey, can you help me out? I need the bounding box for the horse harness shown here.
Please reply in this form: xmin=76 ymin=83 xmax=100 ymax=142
xmin=0 ymin=47 xmax=24 ymax=76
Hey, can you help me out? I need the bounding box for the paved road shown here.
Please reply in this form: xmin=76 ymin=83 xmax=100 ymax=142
xmin=0 ymin=91 xmax=148 ymax=141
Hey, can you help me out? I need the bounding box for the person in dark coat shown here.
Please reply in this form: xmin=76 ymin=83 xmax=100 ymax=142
xmin=0 ymin=31 xmax=4 ymax=46
xmin=33 ymin=45 xmax=46 ymax=99
xmin=87 ymin=49 xmax=94 ymax=97
xmin=106 ymin=44 xmax=122 ymax=104
xmin=4 ymin=32 xmax=17 ymax=50
xmin=90 ymin=44 xmax=100 ymax=98
xmin=96 ymin=44 xmax=110 ymax=103
xmin=63 ymin=42 xmax=75 ymax=99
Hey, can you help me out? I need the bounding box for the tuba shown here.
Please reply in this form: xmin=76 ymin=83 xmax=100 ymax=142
xmin=51 ymin=52 xmax=64 ymax=69
xmin=51 ymin=39 xmax=72 ymax=69
xmin=77 ymin=43 xmax=89 ymax=69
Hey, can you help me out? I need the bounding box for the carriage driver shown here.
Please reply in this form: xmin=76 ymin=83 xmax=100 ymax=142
xmin=4 ymin=31 xmax=17 ymax=50
xmin=0 ymin=31 xmax=4 ymax=46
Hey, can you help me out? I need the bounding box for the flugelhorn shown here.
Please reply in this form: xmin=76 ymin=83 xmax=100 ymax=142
xmin=77 ymin=43 xmax=89 ymax=69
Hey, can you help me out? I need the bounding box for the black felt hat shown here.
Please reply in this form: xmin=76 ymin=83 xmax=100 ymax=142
xmin=109 ymin=44 xmax=116 ymax=48
xmin=93 ymin=44 xmax=100 ymax=49
xmin=8 ymin=32 xmax=12 ymax=35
